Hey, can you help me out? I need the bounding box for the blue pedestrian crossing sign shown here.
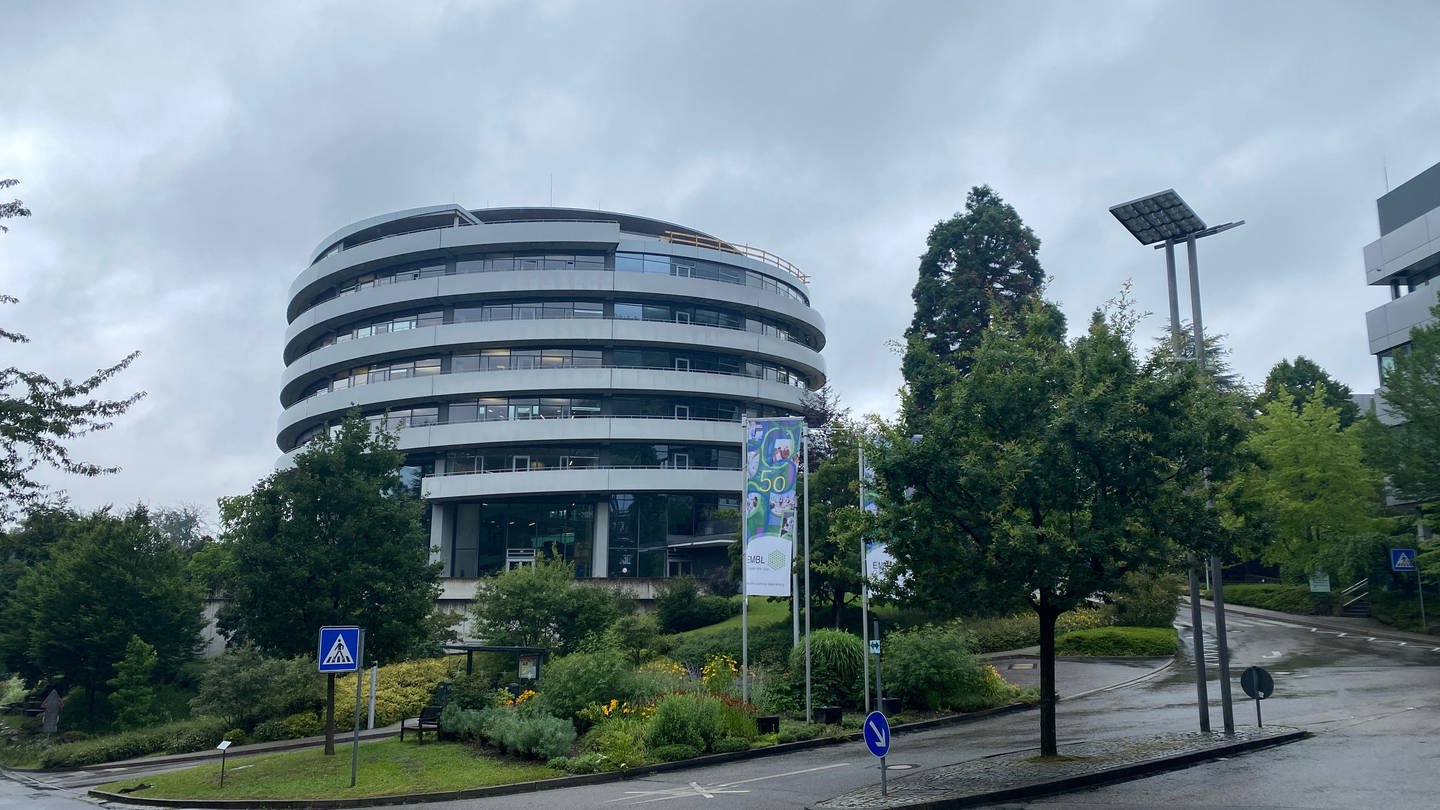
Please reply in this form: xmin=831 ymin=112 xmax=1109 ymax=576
xmin=1391 ymin=548 xmax=1418 ymax=572
xmin=863 ymin=710 xmax=891 ymax=758
xmin=318 ymin=626 xmax=361 ymax=673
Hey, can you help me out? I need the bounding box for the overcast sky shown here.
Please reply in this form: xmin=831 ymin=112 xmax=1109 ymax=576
xmin=3 ymin=0 xmax=1436 ymax=525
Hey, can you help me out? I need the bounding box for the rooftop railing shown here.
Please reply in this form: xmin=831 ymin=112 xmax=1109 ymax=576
xmin=661 ymin=231 xmax=809 ymax=284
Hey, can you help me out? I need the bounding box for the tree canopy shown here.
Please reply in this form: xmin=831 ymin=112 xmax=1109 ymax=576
xmin=0 ymin=505 xmax=204 ymax=711
xmin=877 ymin=297 xmax=1238 ymax=756
xmin=1245 ymin=387 xmax=1382 ymax=579
xmin=1 ymin=179 xmax=143 ymax=522
xmin=212 ymin=412 xmax=446 ymax=664
xmin=901 ymin=186 xmax=1052 ymax=412
xmin=1363 ymin=302 xmax=1440 ymax=503
xmin=1259 ymin=355 xmax=1360 ymax=429
xmin=468 ymin=556 xmax=622 ymax=655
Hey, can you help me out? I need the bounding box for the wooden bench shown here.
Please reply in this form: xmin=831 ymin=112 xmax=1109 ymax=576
xmin=400 ymin=705 xmax=443 ymax=742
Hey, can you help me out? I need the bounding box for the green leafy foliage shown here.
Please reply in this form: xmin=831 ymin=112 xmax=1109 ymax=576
xmin=1364 ymin=302 xmax=1440 ymax=505
xmin=1259 ymin=356 xmax=1360 ymax=429
xmin=332 ymin=657 xmax=455 ymax=726
xmin=1054 ymin=627 xmax=1178 ymax=657
xmin=880 ymin=624 xmax=1006 ymax=711
xmin=653 ymin=578 xmax=736 ymax=633
xmin=1107 ymin=571 xmax=1185 ymax=628
xmin=459 ymin=706 xmax=576 ymax=760
xmin=1218 ymin=584 xmax=1317 ymax=614
xmin=35 ymin=716 xmax=230 ymax=769
xmin=189 ymin=645 xmax=322 ymax=730
xmin=789 ymin=630 xmax=862 ymax=708
xmin=901 ymin=185 xmax=1049 ymax=410
xmin=0 ymin=505 xmax=203 ymax=714
xmin=538 ymin=648 xmax=640 ymax=722
xmin=1245 ymin=387 xmax=1382 ymax=579
xmin=645 ymin=692 xmax=724 ymax=752
xmin=107 ymin=636 xmax=160 ymax=731
xmin=470 ymin=556 xmax=621 ymax=655
xmin=214 ymin=411 xmax=446 ymax=664
xmin=955 ymin=609 xmax=1108 ymax=653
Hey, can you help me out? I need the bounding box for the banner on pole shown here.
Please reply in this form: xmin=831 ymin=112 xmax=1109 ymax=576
xmin=864 ymin=540 xmax=895 ymax=586
xmin=743 ymin=418 xmax=803 ymax=596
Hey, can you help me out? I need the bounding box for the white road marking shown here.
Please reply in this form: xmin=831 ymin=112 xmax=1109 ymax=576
xmin=611 ymin=762 xmax=850 ymax=805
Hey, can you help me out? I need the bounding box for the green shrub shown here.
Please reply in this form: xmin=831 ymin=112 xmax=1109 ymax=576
xmin=579 ymin=714 xmax=648 ymax=769
xmin=333 ymin=657 xmax=456 ymax=726
xmin=553 ymin=752 xmax=612 ymax=773
xmin=1108 ymin=571 xmax=1184 ymax=627
xmin=775 ymin=722 xmax=824 ymax=743
xmin=608 ymin=613 xmax=663 ymax=664
xmin=223 ymin=728 xmax=247 ymax=745
xmin=668 ymin=619 xmax=791 ymax=669
xmin=439 ymin=705 xmax=485 ymax=739
xmin=714 ymin=698 xmax=758 ymax=740
xmin=654 ymin=578 xmax=737 ymax=633
xmin=448 ymin=673 xmax=509 ymax=711
xmin=251 ymin=719 xmax=291 ymax=743
xmin=538 ymin=649 xmax=639 ymax=722
xmin=190 ymin=645 xmax=321 ymax=729
xmin=712 ymin=736 xmax=751 ymax=754
xmin=650 ymin=743 xmax=703 ymax=761
xmin=107 ymin=636 xmax=160 ymax=731
xmin=466 ymin=706 xmax=576 ymax=760
xmin=1055 ymin=626 xmax=1179 ymax=657
xmin=645 ymin=692 xmax=724 ymax=752
xmin=958 ymin=608 xmax=1107 ymax=653
xmin=282 ymin=712 xmax=323 ymax=738
xmin=34 ymin=716 xmax=230 ymax=769
xmin=791 ymin=630 xmax=863 ymax=708
xmin=883 ymin=624 xmax=1002 ymax=711
xmin=1219 ymin=584 xmax=1316 ymax=614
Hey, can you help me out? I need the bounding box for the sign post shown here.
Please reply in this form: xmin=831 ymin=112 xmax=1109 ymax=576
xmin=318 ymin=626 xmax=362 ymax=771
xmin=863 ymin=710 xmax=891 ymax=796
xmin=1392 ymin=548 xmax=1427 ymax=632
xmin=1239 ymin=666 xmax=1274 ymax=728
xmin=216 ymin=740 xmax=231 ymax=787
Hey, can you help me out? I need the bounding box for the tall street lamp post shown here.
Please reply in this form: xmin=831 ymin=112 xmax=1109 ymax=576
xmin=1110 ymin=189 xmax=1244 ymax=736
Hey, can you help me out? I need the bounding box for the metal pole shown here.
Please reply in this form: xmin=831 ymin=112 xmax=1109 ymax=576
xmin=1188 ymin=238 xmax=1234 ymax=734
xmin=351 ymin=630 xmax=364 ymax=787
xmin=1187 ymin=554 xmax=1210 ymax=733
xmin=1165 ymin=242 xmax=1183 ymax=355
xmin=742 ymin=419 xmax=750 ymax=706
xmin=872 ymin=619 xmax=884 ymax=707
xmin=803 ymin=430 xmax=813 ymax=724
xmin=367 ymin=665 xmax=377 ymax=730
xmin=1419 ymin=521 xmax=1429 ymax=633
xmin=859 ymin=446 xmax=871 ymax=714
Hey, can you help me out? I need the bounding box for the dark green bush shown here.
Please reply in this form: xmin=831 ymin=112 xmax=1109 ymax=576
xmin=439 ymin=704 xmax=485 ymax=739
xmin=654 ymin=578 xmax=737 ymax=633
xmin=789 ymin=630 xmax=863 ymax=708
xmin=1218 ymin=584 xmax=1315 ymax=614
xmin=1108 ymin=571 xmax=1185 ymax=627
xmin=645 ymin=692 xmax=724 ymax=752
xmin=251 ymin=719 xmax=290 ymax=743
xmin=957 ymin=609 xmax=1107 ymax=653
xmin=668 ymin=619 xmax=791 ymax=668
xmin=1055 ymin=627 xmax=1179 ymax=657
xmin=538 ymin=649 xmax=640 ymax=722
xmin=882 ymin=624 xmax=999 ymax=711
xmin=35 ymin=716 xmax=230 ymax=768
xmin=650 ymin=743 xmax=703 ymax=761
xmin=712 ymin=736 xmax=752 ymax=753
xmin=189 ymin=645 xmax=322 ymax=730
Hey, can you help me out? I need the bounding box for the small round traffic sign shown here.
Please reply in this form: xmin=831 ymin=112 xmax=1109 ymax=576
xmin=863 ymin=710 xmax=890 ymax=758
xmin=1240 ymin=665 xmax=1274 ymax=700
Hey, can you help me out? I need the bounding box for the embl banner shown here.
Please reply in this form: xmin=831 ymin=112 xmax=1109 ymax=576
xmin=742 ymin=418 xmax=804 ymax=596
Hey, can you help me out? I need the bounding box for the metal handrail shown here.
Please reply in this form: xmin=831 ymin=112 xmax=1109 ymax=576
xmin=1342 ymin=577 xmax=1370 ymax=609
xmin=661 ymin=230 xmax=810 ymax=284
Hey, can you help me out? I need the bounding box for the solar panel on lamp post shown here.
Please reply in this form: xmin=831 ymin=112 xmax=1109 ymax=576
xmin=1110 ymin=189 xmax=1244 ymax=736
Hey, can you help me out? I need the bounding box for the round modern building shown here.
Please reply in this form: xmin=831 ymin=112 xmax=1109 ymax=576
xmin=278 ymin=205 xmax=826 ymax=599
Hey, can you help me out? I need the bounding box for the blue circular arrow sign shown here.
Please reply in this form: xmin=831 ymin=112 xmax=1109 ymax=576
xmin=863 ymin=710 xmax=891 ymax=758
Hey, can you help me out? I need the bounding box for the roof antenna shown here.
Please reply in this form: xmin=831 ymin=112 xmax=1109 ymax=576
xmin=549 ymin=173 xmax=554 ymax=206
xmin=1384 ymin=158 xmax=1390 ymax=192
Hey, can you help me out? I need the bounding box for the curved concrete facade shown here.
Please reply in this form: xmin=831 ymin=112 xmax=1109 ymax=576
xmin=281 ymin=207 xmax=826 ymax=582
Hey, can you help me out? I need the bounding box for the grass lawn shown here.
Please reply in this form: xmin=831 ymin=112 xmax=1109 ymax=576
xmin=691 ymin=595 xmax=791 ymax=634
xmin=97 ymin=739 xmax=560 ymax=801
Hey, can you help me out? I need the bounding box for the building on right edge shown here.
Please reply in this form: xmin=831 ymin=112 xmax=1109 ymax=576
xmin=1363 ymin=160 xmax=1440 ymax=417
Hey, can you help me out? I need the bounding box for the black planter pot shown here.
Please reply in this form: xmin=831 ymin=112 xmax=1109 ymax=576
xmin=817 ymin=705 xmax=843 ymax=725
xmin=756 ymin=715 xmax=780 ymax=734
xmin=880 ymin=697 xmax=902 ymax=715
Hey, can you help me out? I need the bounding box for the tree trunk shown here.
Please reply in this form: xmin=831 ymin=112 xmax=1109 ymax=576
xmin=1037 ymin=588 xmax=1059 ymax=757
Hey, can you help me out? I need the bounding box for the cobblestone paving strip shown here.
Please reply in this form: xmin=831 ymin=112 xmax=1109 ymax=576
xmin=812 ymin=726 xmax=1306 ymax=809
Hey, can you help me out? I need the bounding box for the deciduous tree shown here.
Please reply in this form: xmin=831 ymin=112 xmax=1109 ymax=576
xmin=213 ymin=412 xmax=446 ymax=664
